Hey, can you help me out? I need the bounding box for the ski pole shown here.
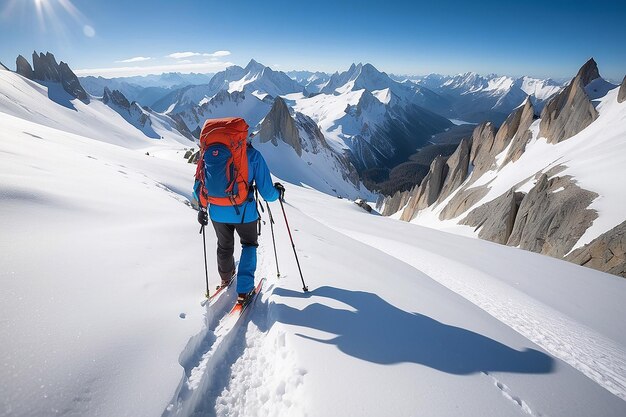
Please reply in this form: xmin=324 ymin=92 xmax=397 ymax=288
xmin=265 ymin=201 xmax=280 ymax=278
xmin=200 ymin=224 xmax=210 ymax=298
xmin=279 ymin=198 xmax=308 ymax=292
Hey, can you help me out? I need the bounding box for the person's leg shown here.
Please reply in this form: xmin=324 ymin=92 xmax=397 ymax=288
xmin=211 ymin=221 xmax=236 ymax=282
xmin=234 ymin=221 xmax=259 ymax=294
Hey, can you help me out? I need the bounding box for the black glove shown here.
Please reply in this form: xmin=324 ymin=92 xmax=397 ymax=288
xmin=274 ymin=182 xmax=285 ymax=200
xmin=197 ymin=209 xmax=208 ymax=226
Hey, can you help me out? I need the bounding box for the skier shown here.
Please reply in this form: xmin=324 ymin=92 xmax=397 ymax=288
xmin=194 ymin=117 xmax=285 ymax=305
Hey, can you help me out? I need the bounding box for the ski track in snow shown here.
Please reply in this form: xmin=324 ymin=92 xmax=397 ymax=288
xmin=336 ymin=231 xmax=626 ymax=401
xmin=163 ymin=243 xmax=307 ymax=417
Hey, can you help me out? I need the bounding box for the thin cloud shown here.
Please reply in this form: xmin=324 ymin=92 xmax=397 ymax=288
xmin=167 ymin=52 xmax=201 ymax=59
xmin=167 ymin=50 xmax=231 ymax=59
xmin=206 ymin=50 xmax=231 ymax=57
xmin=75 ymin=61 xmax=234 ymax=77
xmin=116 ymin=56 xmax=151 ymax=63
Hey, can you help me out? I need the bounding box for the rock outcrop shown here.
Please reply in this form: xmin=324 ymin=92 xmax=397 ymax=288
xmin=30 ymin=51 xmax=89 ymax=103
xmin=619 ymin=76 xmax=626 ymax=104
xmin=103 ymin=87 xmax=151 ymax=131
xmin=400 ymin=155 xmax=446 ymax=221
xmin=539 ymin=59 xmax=598 ymax=144
xmin=501 ymin=98 xmax=535 ymax=166
xmin=437 ymin=138 xmax=470 ymax=203
xmin=16 ymin=55 xmax=34 ymax=79
xmin=507 ymin=173 xmax=598 ymax=258
xmin=566 ymin=220 xmax=626 ymax=278
xmin=258 ymin=97 xmax=302 ymax=155
xmin=461 ymin=188 xmax=524 ymax=244
xmin=379 ymin=189 xmax=412 ymax=216
xmin=468 ymin=122 xmax=497 ymax=179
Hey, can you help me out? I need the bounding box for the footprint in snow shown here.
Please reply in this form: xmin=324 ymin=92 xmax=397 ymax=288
xmin=179 ymin=313 xmax=186 ymax=319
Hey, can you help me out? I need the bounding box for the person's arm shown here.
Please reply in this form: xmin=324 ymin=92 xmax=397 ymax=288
xmin=251 ymin=149 xmax=280 ymax=202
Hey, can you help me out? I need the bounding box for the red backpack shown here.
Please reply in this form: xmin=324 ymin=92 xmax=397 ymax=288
xmin=193 ymin=117 xmax=250 ymax=212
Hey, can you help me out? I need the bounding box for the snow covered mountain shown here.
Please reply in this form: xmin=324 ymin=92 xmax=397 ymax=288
xmin=2 ymin=52 xmax=194 ymax=149
xmin=289 ymin=63 xmax=453 ymax=172
xmin=286 ymin=70 xmax=331 ymax=93
xmin=153 ymin=59 xmax=307 ymax=116
xmin=408 ymin=72 xmax=564 ymax=124
xmin=379 ymin=59 xmax=626 ymax=278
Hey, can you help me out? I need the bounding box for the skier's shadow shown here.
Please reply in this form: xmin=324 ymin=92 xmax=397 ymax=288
xmin=269 ymin=286 xmax=554 ymax=375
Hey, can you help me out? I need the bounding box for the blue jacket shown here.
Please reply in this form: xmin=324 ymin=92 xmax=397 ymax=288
xmin=195 ymin=146 xmax=279 ymax=224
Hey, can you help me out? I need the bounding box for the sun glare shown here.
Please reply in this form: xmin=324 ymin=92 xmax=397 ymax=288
xmin=2 ymin=0 xmax=94 ymax=37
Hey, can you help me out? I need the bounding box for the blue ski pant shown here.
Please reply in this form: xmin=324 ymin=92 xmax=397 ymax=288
xmin=211 ymin=220 xmax=258 ymax=294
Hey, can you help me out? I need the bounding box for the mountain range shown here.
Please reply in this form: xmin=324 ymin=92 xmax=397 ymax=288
xmin=379 ymin=59 xmax=625 ymax=278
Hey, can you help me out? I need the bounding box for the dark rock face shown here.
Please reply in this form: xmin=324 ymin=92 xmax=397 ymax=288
xmin=462 ymin=188 xmax=524 ymax=244
xmin=103 ymin=87 xmax=130 ymax=109
xmin=31 ymin=51 xmax=89 ymax=103
xmin=566 ymin=220 xmax=626 ymax=278
xmin=618 ymin=76 xmax=626 ymax=104
xmin=258 ymin=97 xmax=301 ymax=155
xmin=354 ymin=199 xmax=373 ymax=213
xmin=437 ymin=138 xmax=470 ymax=203
xmin=16 ymin=55 xmax=34 ymax=79
xmin=539 ymin=61 xmax=598 ymax=144
xmin=507 ymin=173 xmax=598 ymax=258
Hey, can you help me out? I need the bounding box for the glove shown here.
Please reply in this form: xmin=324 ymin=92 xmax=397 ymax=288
xmin=274 ymin=182 xmax=285 ymax=200
xmin=197 ymin=209 xmax=208 ymax=226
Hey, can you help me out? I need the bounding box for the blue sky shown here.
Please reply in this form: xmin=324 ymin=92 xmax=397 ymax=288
xmin=1 ymin=0 xmax=625 ymax=80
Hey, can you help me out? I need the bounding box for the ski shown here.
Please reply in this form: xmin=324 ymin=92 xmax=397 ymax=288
xmin=228 ymin=278 xmax=265 ymax=318
xmin=208 ymin=276 xmax=234 ymax=303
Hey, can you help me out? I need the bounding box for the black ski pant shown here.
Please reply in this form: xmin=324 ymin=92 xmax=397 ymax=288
xmin=211 ymin=220 xmax=258 ymax=294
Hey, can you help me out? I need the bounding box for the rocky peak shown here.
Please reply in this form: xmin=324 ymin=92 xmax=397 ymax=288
xmin=103 ymin=87 xmax=131 ymax=109
xmin=16 ymin=55 xmax=34 ymax=79
xmin=244 ymin=59 xmax=265 ymax=75
xmin=575 ymin=58 xmax=600 ymax=87
xmin=468 ymin=122 xmax=497 ymax=178
xmin=539 ymin=60 xmax=598 ymax=144
xmin=618 ymin=75 xmax=626 ymax=104
xmin=29 ymin=51 xmax=89 ymax=103
xmin=258 ymin=96 xmax=302 ymax=156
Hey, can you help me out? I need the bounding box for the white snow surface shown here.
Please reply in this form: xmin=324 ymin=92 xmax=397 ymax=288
xmin=2 ymin=107 xmax=626 ymax=416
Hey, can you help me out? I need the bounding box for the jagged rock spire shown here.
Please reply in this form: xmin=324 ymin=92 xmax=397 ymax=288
xmin=539 ymin=59 xmax=598 ymax=144
xmin=575 ymin=58 xmax=600 ymax=87
xmin=258 ymin=97 xmax=302 ymax=155
xmin=16 ymin=55 xmax=33 ymax=78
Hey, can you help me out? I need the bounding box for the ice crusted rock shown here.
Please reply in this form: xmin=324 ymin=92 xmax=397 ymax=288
xmin=31 ymin=51 xmax=89 ymax=103
xmin=461 ymin=188 xmax=524 ymax=244
xmin=618 ymin=76 xmax=626 ymax=104
xmin=16 ymin=55 xmax=34 ymax=79
xmin=258 ymin=96 xmax=302 ymax=155
xmin=566 ymin=220 xmax=626 ymax=278
xmin=507 ymin=172 xmax=598 ymax=258
xmin=539 ymin=59 xmax=598 ymax=144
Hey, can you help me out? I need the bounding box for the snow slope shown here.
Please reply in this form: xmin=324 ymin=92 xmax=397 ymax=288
xmin=0 ymin=70 xmax=193 ymax=150
xmin=2 ymin=108 xmax=626 ymax=416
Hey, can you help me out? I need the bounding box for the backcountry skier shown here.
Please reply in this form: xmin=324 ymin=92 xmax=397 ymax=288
xmin=193 ymin=117 xmax=284 ymax=304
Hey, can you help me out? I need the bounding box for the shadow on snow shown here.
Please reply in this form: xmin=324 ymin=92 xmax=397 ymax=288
xmin=270 ymin=285 xmax=554 ymax=375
